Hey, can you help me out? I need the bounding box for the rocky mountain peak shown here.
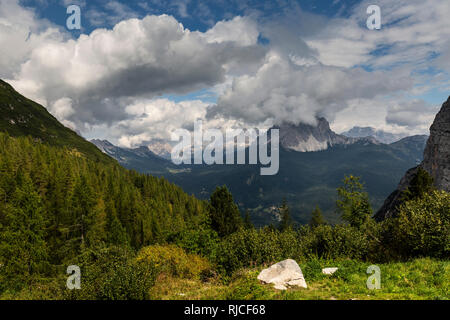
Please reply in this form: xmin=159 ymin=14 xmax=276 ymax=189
xmin=277 ymin=117 xmax=376 ymax=152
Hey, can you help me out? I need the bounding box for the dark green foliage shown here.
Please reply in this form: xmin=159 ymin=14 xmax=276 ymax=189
xmin=65 ymin=246 xmax=158 ymax=300
xmin=243 ymin=209 xmax=253 ymax=229
xmin=216 ymin=228 xmax=300 ymax=275
xmin=0 ymin=173 xmax=48 ymax=291
xmin=209 ymin=186 xmax=243 ymax=237
xmin=0 ymin=132 xmax=209 ymax=292
xmin=336 ymin=175 xmax=372 ymax=228
xmin=278 ymin=198 xmax=293 ymax=231
xmin=309 ymin=206 xmax=326 ymax=228
xmin=401 ymin=167 xmax=434 ymax=202
xmin=391 ymin=190 xmax=449 ymax=259
xmin=216 ymin=224 xmax=377 ymax=275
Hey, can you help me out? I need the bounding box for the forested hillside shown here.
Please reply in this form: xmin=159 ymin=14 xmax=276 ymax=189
xmin=0 ymin=80 xmax=113 ymax=164
xmin=0 ymin=132 xmax=210 ymax=290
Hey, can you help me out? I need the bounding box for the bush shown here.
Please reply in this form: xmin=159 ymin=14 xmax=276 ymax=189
xmin=136 ymin=244 xmax=212 ymax=279
xmin=216 ymin=228 xmax=302 ymax=275
xmin=169 ymin=227 xmax=220 ymax=262
xmin=65 ymin=246 xmax=157 ymax=300
xmin=392 ymin=190 xmax=450 ymax=259
xmin=299 ymin=224 xmax=372 ymax=261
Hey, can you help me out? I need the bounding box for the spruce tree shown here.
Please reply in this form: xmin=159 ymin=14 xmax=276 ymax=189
xmin=309 ymin=205 xmax=326 ymax=228
xmin=209 ymin=186 xmax=242 ymax=237
xmin=401 ymin=167 xmax=434 ymax=202
xmin=243 ymin=209 xmax=253 ymax=229
xmin=0 ymin=174 xmax=48 ymax=289
xmin=278 ymin=199 xmax=293 ymax=231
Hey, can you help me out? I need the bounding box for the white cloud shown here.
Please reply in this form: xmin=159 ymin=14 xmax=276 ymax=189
xmin=386 ymin=100 xmax=439 ymax=130
xmin=207 ymin=51 xmax=413 ymax=126
xmin=331 ymin=97 xmax=437 ymax=136
xmin=305 ymin=0 xmax=450 ymax=71
xmin=1 ymin=0 xmax=448 ymax=146
xmin=4 ymin=14 xmax=265 ymax=129
xmin=0 ymin=0 xmax=66 ymax=78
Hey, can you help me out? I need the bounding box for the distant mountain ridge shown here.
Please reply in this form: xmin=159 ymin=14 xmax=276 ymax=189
xmin=91 ymin=139 xmax=176 ymax=175
xmin=341 ymin=126 xmax=408 ymax=144
xmin=88 ymin=120 xmax=429 ymax=226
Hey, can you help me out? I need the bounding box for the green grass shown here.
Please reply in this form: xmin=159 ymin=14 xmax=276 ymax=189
xmin=150 ymin=258 xmax=449 ymax=300
xmin=1 ymin=258 xmax=448 ymax=300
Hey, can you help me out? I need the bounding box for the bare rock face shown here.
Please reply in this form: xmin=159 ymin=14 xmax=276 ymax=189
xmin=277 ymin=117 xmax=379 ymax=152
xmin=422 ymin=97 xmax=450 ymax=192
xmin=375 ymin=96 xmax=450 ymax=221
xmin=257 ymin=259 xmax=307 ymax=290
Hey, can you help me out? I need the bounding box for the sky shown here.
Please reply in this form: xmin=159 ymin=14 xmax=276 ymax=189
xmin=1 ymin=0 xmax=449 ymax=147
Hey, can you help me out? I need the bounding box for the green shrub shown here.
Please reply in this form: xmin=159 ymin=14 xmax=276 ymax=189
xmin=392 ymin=190 xmax=450 ymax=259
xmin=65 ymin=246 xmax=157 ymax=300
xmin=300 ymin=224 xmax=371 ymax=260
xmin=169 ymin=227 xmax=220 ymax=261
xmin=216 ymin=228 xmax=302 ymax=275
xmin=136 ymin=244 xmax=212 ymax=279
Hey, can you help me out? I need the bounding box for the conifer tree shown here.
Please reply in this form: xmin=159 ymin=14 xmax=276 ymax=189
xmin=278 ymin=198 xmax=293 ymax=231
xmin=336 ymin=175 xmax=372 ymax=229
xmin=401 ymin=167 xmax=434 ymax=202
xmin=0 ymin=174 xmax=48 ymax=289
xmin=243 ymin=209 xmax=253 ymax=229
xmin=309 ymin=205 xmax=326 ymax=228
xmin=209 ymin=186 xmax=242 ymax=237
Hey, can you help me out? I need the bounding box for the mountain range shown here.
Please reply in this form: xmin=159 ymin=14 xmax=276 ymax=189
xmin=91 ymin=119 xmax=428 ymax=226
xmin=341 ymin=126 xmax=407 ymax=144
xmin=0 ymin=78 xmax=433 ymax=226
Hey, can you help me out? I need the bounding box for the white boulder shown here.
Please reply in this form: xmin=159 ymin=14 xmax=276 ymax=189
xmin=257 ymin=259 xmax=307 ymax=290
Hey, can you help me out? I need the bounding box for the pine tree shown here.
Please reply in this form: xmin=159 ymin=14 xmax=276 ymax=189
xmin=106 ymin=201 xmax=128 ymax=245
xmin=243 ymin=209 xmax=253 ymax=229
xmin=401 ymin=167 xmax=434 ymax=202
xmin=209 ymin=186 xmax=242 ymax=237
xmin=0 ymin=174 xmax=48 ymax=290
xmin=278 ymin=198 xmax=293 ymax=231
xmin=309 ymin=205 xmax=326 ymax=228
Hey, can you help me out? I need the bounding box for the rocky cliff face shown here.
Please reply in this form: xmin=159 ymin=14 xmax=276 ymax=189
xmin=375 ymin=96 xmax=450 ymax=221
xmin=277 ymin=117 xmax=378 ymax=152
xmin=422 ymin=97 xmax=450 ymax=192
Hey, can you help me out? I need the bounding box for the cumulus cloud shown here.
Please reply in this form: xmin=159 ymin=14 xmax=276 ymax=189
xmin=207 ymin=51 xmax=413 ymax=126
xmin=1 ymin=1 xmax=448 ymax=146
xmin=5 ymin=14 xmax=265 ymax=130
xmin=0 ymin=0 xmax=66 ymax=78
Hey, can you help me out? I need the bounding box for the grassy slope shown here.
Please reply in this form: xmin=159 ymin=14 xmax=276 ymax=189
xmin=151 ymin=258 xmax=449 ymax=300
xmin=0 ymin=80 xmax=114 ymax=164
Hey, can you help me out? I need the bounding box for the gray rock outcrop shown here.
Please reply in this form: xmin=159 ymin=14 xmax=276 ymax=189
xmin=375 ymin=96 xmax=450 ymax=221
